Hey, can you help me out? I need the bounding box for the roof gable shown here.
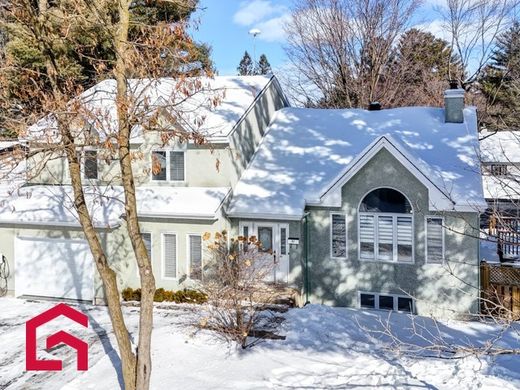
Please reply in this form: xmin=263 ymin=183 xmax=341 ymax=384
xmin=311 ymin=136 xmax=456 ymax=211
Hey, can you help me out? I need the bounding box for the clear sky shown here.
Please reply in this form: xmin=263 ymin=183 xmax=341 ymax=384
xmin=191 ymin=1 xmax=449 ymax=77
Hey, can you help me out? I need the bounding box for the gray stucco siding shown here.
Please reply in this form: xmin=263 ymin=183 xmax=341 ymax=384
xmin=305 ymin=148 xmax=480 ymax=317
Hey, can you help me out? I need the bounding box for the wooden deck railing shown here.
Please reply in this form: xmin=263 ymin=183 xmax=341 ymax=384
xmin=481 ymin=263 xmax=520 ymax=319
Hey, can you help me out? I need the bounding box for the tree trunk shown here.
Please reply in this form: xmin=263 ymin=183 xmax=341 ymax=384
xmin=113 ymin=1 xmax=156 ymax=389
xmin=64 ymin=138 xmax=137 ymax=390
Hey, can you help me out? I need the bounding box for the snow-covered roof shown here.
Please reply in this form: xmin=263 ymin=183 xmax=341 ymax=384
xmin=0 ymin=185 xmax=230 ymax=227
xmin=482 ymin=174 xmax=520 ymax=199
xmin=480 ymin=130 xmax=520 ymax=163
xmin=22 ymin=75 xmax=273 ymax=144
xmin=228 ymin=107 xmax=485 ymax=219
xmin=0 ymin=141 xmax=20 ymax=151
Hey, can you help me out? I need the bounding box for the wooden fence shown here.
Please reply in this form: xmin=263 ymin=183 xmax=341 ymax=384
xmin=481 ymin=263 xmax=520 ymax=319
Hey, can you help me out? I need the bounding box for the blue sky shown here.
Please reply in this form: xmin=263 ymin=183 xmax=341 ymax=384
xmin=191 ymin=0 xmax=294 ymax=75
xmin=191 ymin=1 xmax=447 ymax=76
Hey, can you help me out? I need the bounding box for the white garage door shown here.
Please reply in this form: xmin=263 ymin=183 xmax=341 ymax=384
xmin=15 ymin=236 xmax=94 ymax=301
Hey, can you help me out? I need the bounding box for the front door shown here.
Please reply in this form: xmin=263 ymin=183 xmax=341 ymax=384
xmin=239 ymin=222 xmax=290 ymax=284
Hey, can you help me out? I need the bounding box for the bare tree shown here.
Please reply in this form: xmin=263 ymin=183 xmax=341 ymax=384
xmin=201 ymin=231 xmax=281 ymax=349
xmin=0 ymin=1 xmax=218 ymax=389
xmin=284 ymin=0 xmax=421 ymax=108
xmin=439 ymin=0 xmax=520 ymax=89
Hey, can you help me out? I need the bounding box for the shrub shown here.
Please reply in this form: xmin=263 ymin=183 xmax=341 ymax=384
xmin=121 ymin=287 xmax=207 ymax=304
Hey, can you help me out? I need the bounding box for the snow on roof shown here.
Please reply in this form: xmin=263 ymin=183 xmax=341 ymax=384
xmin=23 ymin=75 xmax=273 ymax=144
xmin=228 ymin=106 xmax=485 ymax=219
xmin=482 ymin=174 xmax=520 ymax=199
xmin=0 ymin=186 xmax=230 ymax=227
xmin=480 ymin=130 xmax=520 ymax=162
xmin=0 ymin=141 xmax=20 ymax=151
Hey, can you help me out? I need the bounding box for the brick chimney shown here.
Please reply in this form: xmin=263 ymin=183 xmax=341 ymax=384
xmin=444 ymin=80 xmax=464 ymax=123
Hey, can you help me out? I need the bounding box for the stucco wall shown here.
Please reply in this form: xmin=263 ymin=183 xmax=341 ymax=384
xmin=306 ymin=148 xmax=480 ymax=318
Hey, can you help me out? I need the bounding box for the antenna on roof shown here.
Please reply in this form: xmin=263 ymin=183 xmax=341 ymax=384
xmin=248 ymin=29 xmax=262 ymax=66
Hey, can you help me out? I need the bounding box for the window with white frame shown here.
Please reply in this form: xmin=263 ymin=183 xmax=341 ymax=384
xmin=359 ymin=292 xmax=415 ymax=313
xmin=426 ymin=217 xmax=444 ymax=263
xmin=151 ymin=150 xmax=185 ymax=181
xmin=162 ymin=233 xmax=177 ymax=278
xmin=189 ymin=234 xmax=202 ymax=280
xmin=358 ymin=188 xmax=413 ymax=262
xmin=331 ymin=213 xmax=347 ymax=258
xmin=83 ymin=150 xmax=98 ymax=180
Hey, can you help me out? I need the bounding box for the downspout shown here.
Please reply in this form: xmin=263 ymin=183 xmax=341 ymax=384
xmin=303 ymin=212 xmax=311 ymax=305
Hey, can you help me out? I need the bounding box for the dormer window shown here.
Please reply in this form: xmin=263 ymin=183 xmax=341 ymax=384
xmin=151 ymin=150 xmax=185 ymax=182
xmin=490 ymin=164 xmax=508 ymax=176
xmin=84 ymin=150 xmax=98 ymax=180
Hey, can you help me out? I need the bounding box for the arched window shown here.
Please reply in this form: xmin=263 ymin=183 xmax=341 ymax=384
xmin=359 ymin=188 xmax=413 ymax=262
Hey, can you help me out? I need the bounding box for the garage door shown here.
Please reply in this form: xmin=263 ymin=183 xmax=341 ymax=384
xmin=15 ymin=236 xmax=94 ymax=301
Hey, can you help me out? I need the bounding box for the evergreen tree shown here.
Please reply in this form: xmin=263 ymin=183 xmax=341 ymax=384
xmin=388 ymin=28 xmax=463 ymax=107
xmin=237 ymin=51 xmax=254 ymax=75
xmin=480 ymin=22 xmax=520 ymax=129
xmin=256 ymin=54 xmax=271 ymax=75
xmin=0 ymin=0 xmax=214 ymax=136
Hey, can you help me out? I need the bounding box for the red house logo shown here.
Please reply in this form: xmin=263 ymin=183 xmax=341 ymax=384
xmin=26 ymin=303 xmax=89 ymax=371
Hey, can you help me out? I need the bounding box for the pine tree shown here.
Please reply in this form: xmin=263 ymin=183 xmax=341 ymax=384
xmin=480 ymin=22 xmax=520 ymax=129
xmin=256 ymin=54 xmax=271 ymax=75
xmin=237 ymin=51 xmax=254 ymax=75
xmin=387 ymin=28 xmax=463 ymax=107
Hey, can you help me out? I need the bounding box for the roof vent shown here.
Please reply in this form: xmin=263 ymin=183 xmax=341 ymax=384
xmin=368 ymin=102 xmax=381 ymax=111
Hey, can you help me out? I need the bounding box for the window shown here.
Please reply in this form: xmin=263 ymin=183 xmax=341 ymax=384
xmin=141 ymin=232 xmax=152 ymax=259
xmin=359 ymin=292 xmax=415 ymax=313
xmin=189 ymin=234 xmax=202 ymax=280
xmin=258 ymin=226 xmax=273 ymax=253
xmin=359 ymin=188 xmax=413 ymax=262
xmin=426 ymin=217 xmax=444 ymax=263
xmin=360 ymin=293 xmax=376 ymax=308
xmin=378 ymin=295 xmax=394 ymax=310
xmin=331 ymin=213 xmax=347 ymax=258
xmin=490 ymin=164 xmax=508 ymax=176
xmin=163 ymin=233 xmax=177 ymax=279
xmin=151 ymin=151 xmax=185 ymax=181
xmin=397 ymin=297 xmax=414 ymax=312
xmin=84 ymin=150 xmax=98 ymax=180
xmin=280 ymin=227 xmax=287 ymax=255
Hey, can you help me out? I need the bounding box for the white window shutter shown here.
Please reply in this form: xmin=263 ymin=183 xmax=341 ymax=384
xmin=331 ymin=214 xmax=347 ymax=258
xmin=397 ymin=217 xmax=413 ymax=262
xmin=426 ymin=218 xmax=444 ymax=263
xmin=163 ymin=234 xmax=177 ymax=278
xmin=170 ymin=152 xmax=185 ymax=181
xmin=141 ymin=233 xmax=152 ymax=259
xmin=189 ymin=235 xmax=202 ymax=280
xmin=359 ymin=214 xmax=375 ymax=259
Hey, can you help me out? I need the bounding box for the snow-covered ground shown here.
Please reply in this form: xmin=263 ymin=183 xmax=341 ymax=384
xmin=1 ymin=298 xmax=519 ymax=389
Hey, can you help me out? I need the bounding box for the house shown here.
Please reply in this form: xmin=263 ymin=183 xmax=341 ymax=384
xmin=0 ymin=79 xmax=485 ymax=318
xmin=479 ymin=130 xmax=520 ymax=262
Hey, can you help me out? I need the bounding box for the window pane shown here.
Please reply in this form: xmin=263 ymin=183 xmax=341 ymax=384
xmin=427 ymin=218 xmax=443 ymax=263
xmin=360 ymin=293 xmax=375 ymax=308
xmin=170 ymin=151 xmax=185 ymax=181
xmin=258 ymin=227 xmax=273 ymax=252
xmin=398 ymin=297 xmax=413 ymax=312
xmin=189 ymin=235 xmax=202 ymax=280
xmin=379 ymin=295 xmax=394 ymax=310
xmin=331 ymin=214 xmax=347 ymax=258
xmin=151 ymin=151 xmax=167 ymax=181
xmin=280 ymin=227 xmax=287 ymax=255
xmin=163 ymin=234 xmax=177 ymax=278
xmin=360 ymin=188 xmax=412 ymax=213
xmin=141 ymin=233 xmax=152 ymax=259
xmin=359 ymin=214 xmax=375 ymax=259
xmin=84 ymin=150 xmax=98 ymax=179
xmin=378 ymin=216 xmax=394 ymax=261
xmin=397 ymin=217 xmax=413 ymax=262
